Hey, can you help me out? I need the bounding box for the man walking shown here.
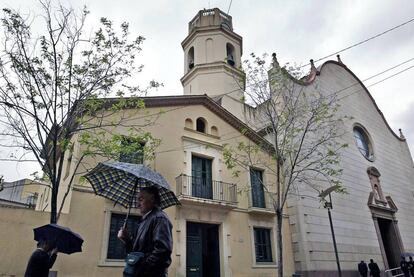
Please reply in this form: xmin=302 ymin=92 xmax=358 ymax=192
xmin=118 ymin=186 xmax=173 ymax=277
xmin=408 ymin=256 xmax=414 ymax=277
xmin=368 ymin=259 xmax=381 ymax=277
xmin=400 ymin=256 xmax=410 ymax=277
xmin=24 ymin=239 xmax=58 ymax=277
xmin=358 ymin=260 xmax=368 ymax=277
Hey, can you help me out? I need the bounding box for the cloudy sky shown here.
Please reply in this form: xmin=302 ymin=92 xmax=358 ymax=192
xmin=0 ymin=0 xmax=413 ymax=181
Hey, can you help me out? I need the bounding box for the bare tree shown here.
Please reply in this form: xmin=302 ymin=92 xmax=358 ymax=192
xmin=223 ymin=53 xmax=347 ymax=277
xmin=0 ymin=1 xmax=160 ymax=223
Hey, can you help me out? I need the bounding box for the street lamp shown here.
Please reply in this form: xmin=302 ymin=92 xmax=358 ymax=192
xmin=319 ymin=185 xmax=342 ymax=277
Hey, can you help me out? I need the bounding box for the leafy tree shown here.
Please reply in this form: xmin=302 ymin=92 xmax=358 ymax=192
xmin=0 ymin=1 xmax=160 ymax=223
xmin=224 ymin=53 xmax=347 ymax=277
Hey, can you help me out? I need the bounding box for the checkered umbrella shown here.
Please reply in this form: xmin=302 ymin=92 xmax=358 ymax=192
xmin=84 ymin=162 xmax=180 ymax=218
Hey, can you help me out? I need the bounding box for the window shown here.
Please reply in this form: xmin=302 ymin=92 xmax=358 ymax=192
xmin=119 ymin=137 xmax=144 ymax=164
xmin=250 ymin=168 xmax=265 ymax=208
xmin=226 ymin=43 xmax=235 ymax=66
xmin=196 ymin=117 xmax=207 ymax=133
xmin=188 ymin=47 xmax=194 ymax=70
xmin=191 ymin=156 xmax=213 ymax=199
xmin=26 ymin=193 xmax=38 ymax=207
xmin=353 ymin=126 xmax=373 ymax=161
xmin=107 ymin=213 xmax=141 ymax=259
xmin=254 ymin=228 xmax=273 ymax=262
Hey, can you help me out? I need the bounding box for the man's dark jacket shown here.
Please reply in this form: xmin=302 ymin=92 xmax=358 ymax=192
xmin=368 ymin=261 xmax=381 ymax=277
xmin=24 ymin=249 xmax=57 ymax=277
xmin=125 ymin=207 xmax=173 ymax=277
xmin=400 ymin=260 xmax=409 ymax=275
xmin=358 ymin=261 xmax=368 ymax=277
xmin=409 ymin=259 xmax=414 ymax=275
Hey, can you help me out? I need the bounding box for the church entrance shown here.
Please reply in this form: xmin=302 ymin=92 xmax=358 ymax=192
xmin=186 ymin=222 xmax=220 ymax=277
xmin=376 ymin=217 xmax=401 ymax=269
xmin=367 ymin=166 xmax=404 ymax=270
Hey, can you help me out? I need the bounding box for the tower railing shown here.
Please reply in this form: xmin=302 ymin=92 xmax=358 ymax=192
xmin=188 ymin=8 xmax=233 ymax=33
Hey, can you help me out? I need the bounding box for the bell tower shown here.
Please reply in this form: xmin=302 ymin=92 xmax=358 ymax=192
xmin=181 ymin=8 xmax=245 ymax=99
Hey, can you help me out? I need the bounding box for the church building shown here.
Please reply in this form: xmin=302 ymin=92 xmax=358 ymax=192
xmin=179 ymin=8 xmax=414 ymax=277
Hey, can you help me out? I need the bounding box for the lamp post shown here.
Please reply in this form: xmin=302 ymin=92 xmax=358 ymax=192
xmin=319 ymin=185 xmax=342 ymax=277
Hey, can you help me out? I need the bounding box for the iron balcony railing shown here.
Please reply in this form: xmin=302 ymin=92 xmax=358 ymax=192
xmin=176 ymin=174 xmax=237 ymax=204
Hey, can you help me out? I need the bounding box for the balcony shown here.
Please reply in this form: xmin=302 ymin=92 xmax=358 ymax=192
xmin=175 ymin=174 xmax=237 ymax=208
xmin=247 ymin=190 xmax=276 ymax=215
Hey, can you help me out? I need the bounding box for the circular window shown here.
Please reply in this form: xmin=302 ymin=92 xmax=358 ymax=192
xmin=353 ymin=125 xmax=374 ymax=161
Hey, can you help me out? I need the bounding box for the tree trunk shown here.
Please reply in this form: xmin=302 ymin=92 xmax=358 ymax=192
xmin=275 ymin=151 xmax=283 ymax=277
xmin=277 ymin=209 xmax=284 ymax=277
xmin=50 ymin=186 xmax=58 ymax=223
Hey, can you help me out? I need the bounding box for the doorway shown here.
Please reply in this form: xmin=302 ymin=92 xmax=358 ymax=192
xmin=186 ymin=222 xmax=220 ymax=277
xmin=377 ymin=218 xmax=401 ymax=269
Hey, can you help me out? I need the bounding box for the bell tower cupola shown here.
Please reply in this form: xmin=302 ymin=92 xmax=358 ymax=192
xmin=181 ymin=8 xmax=245 ymax=98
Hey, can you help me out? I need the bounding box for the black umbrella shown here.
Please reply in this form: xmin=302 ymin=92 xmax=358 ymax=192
xmin=33 ymin=224 xmax=83 ymax=254
xmin=402 ymin=252 xmax=414 ymax=257
xmin=84 ymin=161 xmax=180 ymax=225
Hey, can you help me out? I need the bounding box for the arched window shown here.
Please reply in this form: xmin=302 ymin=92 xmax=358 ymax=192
xmin=196 ymin=117 xmax=207 ymax=133
xmin=188 ymin=47 xmax=194 ymax=70
xmin=185 ymin=118 xmax=193 ymax=129
xmin=353 ymin=125 xmax=374 ymax=161
xmin=211 ymin=126 xmax=219 ymax=136
xmin=226 ymin=43 xmax=235 ymax=66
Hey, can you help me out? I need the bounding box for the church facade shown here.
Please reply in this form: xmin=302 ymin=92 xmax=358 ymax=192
xmin=284 ymin=59 xmax=414 ymax=277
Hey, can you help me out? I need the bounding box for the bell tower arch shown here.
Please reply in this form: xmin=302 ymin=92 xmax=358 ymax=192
xmin=181 ymin=8 xmax=245 ymax=98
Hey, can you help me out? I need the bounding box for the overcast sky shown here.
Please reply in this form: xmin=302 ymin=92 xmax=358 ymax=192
xmin=1 ymin=0 xmax=413 ymax=181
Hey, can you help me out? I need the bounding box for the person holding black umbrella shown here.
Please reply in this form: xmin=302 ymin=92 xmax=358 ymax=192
xmin=118 ymin=186 xmax=173 ymax=277
xmin=24 ymin=239 xmax=58 ymax=277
